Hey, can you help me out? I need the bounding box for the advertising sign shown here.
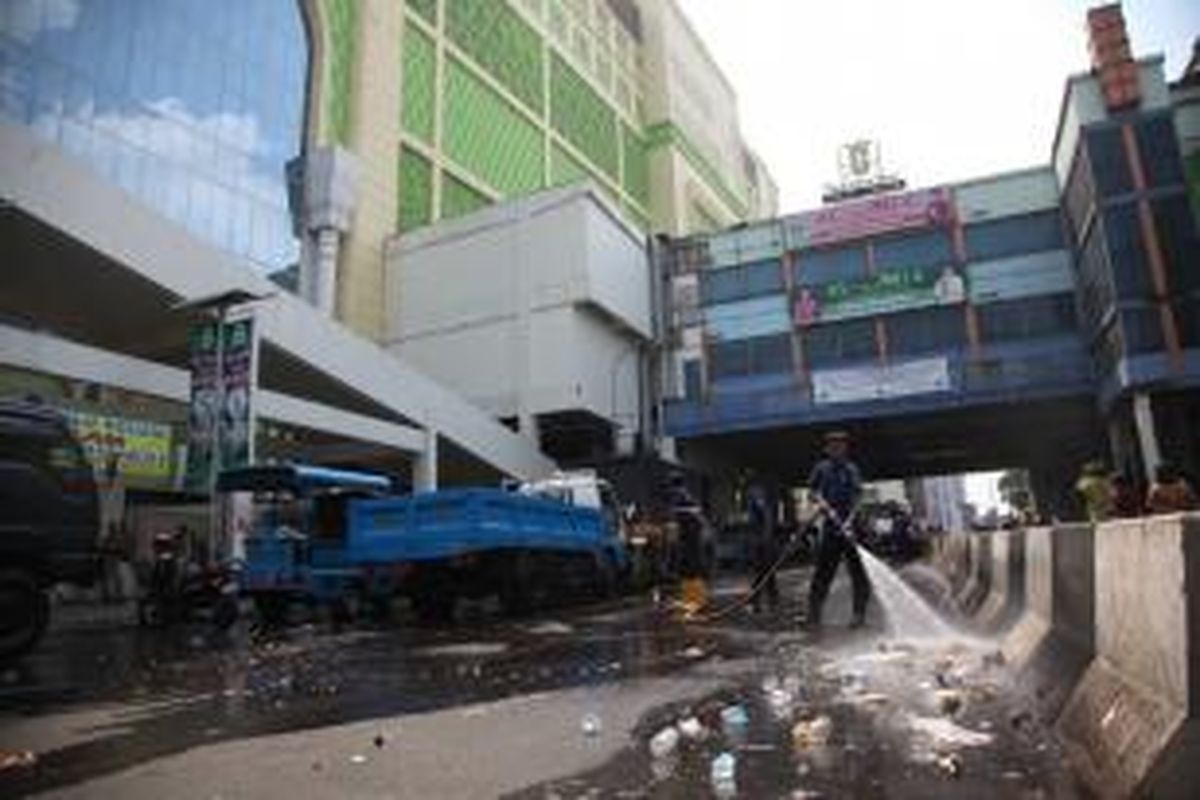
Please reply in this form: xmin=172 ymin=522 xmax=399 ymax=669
xmin=784 ymin=186 xmax=954 ymax=250
xmin=794 ymin=265 xmax=965 ymax=325
xmin=60 ymin=409 xmax=173 ymax=484
xmin=812 ymin=357 xmax=951 ymax=406
xmin=186 ymin=315 xmax=258 ymax=492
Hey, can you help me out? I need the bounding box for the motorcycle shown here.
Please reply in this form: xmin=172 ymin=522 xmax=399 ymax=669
xmin=137 ymin=532 xmax=240 ymax=630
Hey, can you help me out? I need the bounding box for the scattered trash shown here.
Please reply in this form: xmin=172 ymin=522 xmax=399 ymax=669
xmin=649 ymin=726 xmax=680 ymax=759
xmin=1002 ymin=770 xmax=1025 ymax=781
xmin=580 ymin=713 xmax=603 ymax=737
xmin=683 ymin=646 xmax=705 ymax=660
xmin=935 ymin=752 xmax=963 ymax=778
xmin=935 ymin=689 xmax=964 ymax=716
xmin=373 ymin=734 xmax=386 ymax=749
xmin=791 ymin=715 xmax=833 ymax=750
xmin=738 ymin=742 xmax=777 ymax=752
xmin=982 ymin=650 xmax=1006 ymax=669
xmin=678 ymin=716 xmax=706 ymax=740
xmin=349 ymin=754 xmax=368 ymax=765
xmin=791 ymin=790 xmax=822 ymax=800
xmin=0 ymin=750 xmax=37 ymax=771
xmin=795 ymin=761 xmax=812 ymax=778
xmin=908 ymin=716 xmax=993 ymax=748
xmin=851 ymin=692 xmax=890 ymax=708
xmin=710 ymin=751 xmax=737 ymax=796
xmin=720 ymin=704 xmax=750 ymax=734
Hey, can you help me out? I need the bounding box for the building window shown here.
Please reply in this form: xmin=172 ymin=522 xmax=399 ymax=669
xmin=964 ymin=211 xmax=1064 ymax=262
xmin=1151 ymin=192 xmax=1200 ymax=296
xmin=1077 ymin=223 xmax=1116 ymax=334
xmin=794 ymin=244 xmax=866 ymax=286
xmin=1175 ymin=298 xmax=1200 ymax=348
xmin=1134 ymin=115 xmax=1185 ymax=189
xmin=977 ymin=294 xmax=1078 ymax=343
xmin=700 ymin=259 xmax=783 ymax=305
xmin=1103 ymin=203 xmax=1155 ymax=300
xmin=682 ymin=359 xmax=702 ymax=399
xmin=1087 ymin=125 xmax=1134 ymax=198
xmin=709 ymin=333 xmax=792 ymax=378
xmin=1064 ymin=145 xmax=1096 ymax=244
xmin=873 ymin=229 xmax=953 ymax=271
xmin=1119 ymin=306 xmax=1165 ymax=354
xmin=804 ymin=319 xmax=877 ymax=369
xmin=0 ymin=0 xmax=307 ymax=275
xmin=886 ymin=306 xmax=965 ymax=356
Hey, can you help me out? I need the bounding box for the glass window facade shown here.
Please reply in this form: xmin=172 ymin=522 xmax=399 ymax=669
xmin=964 ymin=211 xmax=1064 ymax=262
xmin=977 ymin=294 xmax=1077 ymax=343
xmin=1102 ymin=204 xmax=1155 ymax=300
xmin=1152 ymin=193 xmax=1200 ymax=296
xmin=795 ymin=244 xmax=866 ymax=286
xmin=0 ymin=0 xmax=307 ymax=274
xmin=1119 ymin=306 xmax=1165 ymax=354
xmin=710 ymin=333 xmax=791 ymax=379
xmin=700 ymin=259 xmax=783 ymax=305
xmin=886 ymin=306 xmax=965 ymax=356
xmin=804 ymin=318 xmax=877 ymax=369
xmin=873 ymin=229 xmax=952 ymax=271
xmin=1087 ymin=125 xmax=1134 ymax=198
xmin=1134 ymin=115 xmax=1185 ymax=189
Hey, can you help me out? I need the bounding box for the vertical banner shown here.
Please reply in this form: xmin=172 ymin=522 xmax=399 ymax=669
xmin=186 ymin=314 xmax=258 ymax=493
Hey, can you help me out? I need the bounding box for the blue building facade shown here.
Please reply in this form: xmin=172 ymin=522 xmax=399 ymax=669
xmin=660 ymin=43 xmax=1200 ymax=502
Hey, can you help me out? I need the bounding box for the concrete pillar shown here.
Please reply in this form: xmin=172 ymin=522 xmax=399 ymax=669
xmin=1058 ymin=514 xmax=1200 ymax=799
xmin=413 ymin=428 xmax=438 ymax=492
xmin=973 ymin=529 xmax=1025 ymax=632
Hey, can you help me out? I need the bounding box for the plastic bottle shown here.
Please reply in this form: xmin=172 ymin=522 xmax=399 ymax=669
xmin=710 ymin=751 xmax=737 ymax=795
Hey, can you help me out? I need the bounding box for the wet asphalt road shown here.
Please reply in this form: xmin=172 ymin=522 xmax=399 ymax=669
xmin=0 ymin=568 xmax=1088 ymax=798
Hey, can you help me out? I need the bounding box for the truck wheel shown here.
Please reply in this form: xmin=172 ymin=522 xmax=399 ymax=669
xmin=591 ymin=554 xmax=617 ymax=600
xmin=499 ymin=552 xmax=536 ymax=616
xmin=0 ymin=568 xmax=49 ymax=659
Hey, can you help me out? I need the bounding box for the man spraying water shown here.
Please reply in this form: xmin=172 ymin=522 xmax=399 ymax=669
xmin=805 ymin=430 xmax=871 ymax=628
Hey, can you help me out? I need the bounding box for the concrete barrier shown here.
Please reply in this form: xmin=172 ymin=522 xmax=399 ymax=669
xmin=973 ymin=529 xmax=1025 ymax=632
xmin=1001 ymin=523 xmax=1094 ymax=720
xmin=937 ymin=533 xmax=972 ymax=595
xmin=953 ymin=534 xmax=992 ymax=614
xmin=1057 ymin=513 xmax=1200 ymax=799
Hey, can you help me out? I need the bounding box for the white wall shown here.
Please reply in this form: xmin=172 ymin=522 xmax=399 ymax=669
xmin=387 ymin=187 xmax=650 ymax=431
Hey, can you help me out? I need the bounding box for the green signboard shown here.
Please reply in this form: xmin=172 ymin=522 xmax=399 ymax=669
xmin=794 ymin=265 xmax=965 ymax=325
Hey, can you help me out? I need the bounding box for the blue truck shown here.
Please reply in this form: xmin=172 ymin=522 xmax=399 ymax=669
xmin=220 ymin=464 xmax=628 ymax=624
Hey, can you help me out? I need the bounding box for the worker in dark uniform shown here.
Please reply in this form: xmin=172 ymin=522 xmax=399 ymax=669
xmin=668 ymin=473 xmax=708 ymax=617
xmin=745 ymin=474 xmax=781 ymax=614
xmin=806 ymin=431 xmax=871 ymax=628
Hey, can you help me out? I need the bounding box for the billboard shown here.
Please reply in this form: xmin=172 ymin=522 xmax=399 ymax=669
xmin=186 ymin=315 xmax=258 ymax=492
xmin=784 ymin=186 xmax=954 ymax=250
xmin=794 ymin=265 xmax=965 ymax=325
xmin=812 ymin=357 xmax=952 ymax=406
xmin=60 ymin=409 xmax=173 ymax=485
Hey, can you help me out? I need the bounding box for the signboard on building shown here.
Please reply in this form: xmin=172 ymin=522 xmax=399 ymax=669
xmin=186 ymin=315 xmax=258 ymax=492
xmin=794 ymin=265 xmax=965 ymax=325
xmin=784 ymin=186 xmax=954 ymax=250
xmin=60 ymin=409 xmax=173 ymax=485
xmin=812 ymin=356 xmax=951 ymax=405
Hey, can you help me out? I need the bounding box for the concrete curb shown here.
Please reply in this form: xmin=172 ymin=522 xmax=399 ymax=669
xmin=973 ymin=529 xmax=1025 ymax=633
xmin=1056 ymin=514 xmax=1200 ymax=799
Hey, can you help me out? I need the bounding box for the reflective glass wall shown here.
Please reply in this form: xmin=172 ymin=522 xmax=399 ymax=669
xmin=0 ymin=0 xmax=307 ymax=274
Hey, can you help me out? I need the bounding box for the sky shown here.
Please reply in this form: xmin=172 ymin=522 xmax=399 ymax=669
xmin=676 ymin=0 xmax=1200 ymax=210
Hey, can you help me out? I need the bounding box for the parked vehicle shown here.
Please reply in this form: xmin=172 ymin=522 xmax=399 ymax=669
xmin=0 ymin=400 xmax=100 ymax=658
xmin=137 ymin=531 xmax=239 ymax=629
xmin=225 ymin=464 xmax=628 ymax=625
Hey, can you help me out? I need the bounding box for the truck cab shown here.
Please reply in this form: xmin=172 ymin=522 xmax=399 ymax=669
xmin=0 ymin=400 xmax=99 ymax=657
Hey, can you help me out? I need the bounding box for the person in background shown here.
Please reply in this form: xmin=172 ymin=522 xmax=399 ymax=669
xmin=806 ymin=431 xmax=871 ymax=629
xmin=1146 ymin=462 xmax=1199 ymax=514
xmin=1075 ymin=460 xmax=1113 ymax=522
xmin=1109 ymin=471 xmax=1142 ymax=518
xmin=667 ymin=474 xmax=708 ymax=619
xmin=744 ymin=473 xmax=781 ymax=614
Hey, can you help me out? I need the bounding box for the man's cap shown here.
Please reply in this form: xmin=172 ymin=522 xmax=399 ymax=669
xmin=824 ymin=430 xmax=851 ymax=442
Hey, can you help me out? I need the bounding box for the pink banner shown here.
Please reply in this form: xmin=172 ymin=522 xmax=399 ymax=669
xmin=788 ymin=187 xmax=954 ymax=248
